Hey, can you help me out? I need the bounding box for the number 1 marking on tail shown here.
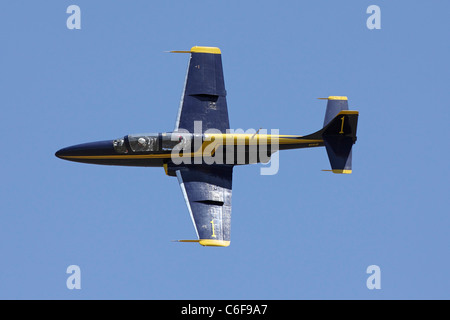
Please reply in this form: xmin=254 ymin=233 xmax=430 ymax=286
xmin=339 ymin=116 xmax=345 ymax=134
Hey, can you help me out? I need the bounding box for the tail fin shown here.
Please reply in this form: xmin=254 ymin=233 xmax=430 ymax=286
xmin=313 ymin=96 xmax=359 ymax=174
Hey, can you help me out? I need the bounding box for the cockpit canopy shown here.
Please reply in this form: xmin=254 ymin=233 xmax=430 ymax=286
xmin=113 ymin=133 xmax=193 ymax=154
xmin=128 ymin=134 xmax=159 ymax=152
xmin=112 ymin=138 xmax=128 ymax=154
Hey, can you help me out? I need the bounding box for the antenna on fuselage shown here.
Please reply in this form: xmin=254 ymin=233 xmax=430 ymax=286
xmin=252 ymin=128 xmax=262 ymax=139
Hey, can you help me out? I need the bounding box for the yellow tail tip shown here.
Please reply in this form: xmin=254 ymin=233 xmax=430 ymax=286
xmin=322 ymin=169 xmax=352 ymax=174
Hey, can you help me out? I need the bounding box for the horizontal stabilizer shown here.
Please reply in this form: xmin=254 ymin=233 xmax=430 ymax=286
xmin=304 ymin=98 xmax=359 ymax=174
xmin=322 ymin=110 xmax=358 ymax=174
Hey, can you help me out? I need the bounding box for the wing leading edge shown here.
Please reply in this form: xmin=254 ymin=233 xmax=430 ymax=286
xmin=176 ymin=165 xmax=233 ymax=247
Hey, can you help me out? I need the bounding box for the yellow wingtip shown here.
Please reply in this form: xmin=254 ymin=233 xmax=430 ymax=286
xmin=199 ymin=239 xmax=230 ymax=247
xmin=172 ymin=239 xmax=230 ymax=247
xmin=173 ymin=239 xmax=230 ymax=247
xmin=190 ymin=46 xmax=221 ymax=54
xmin=338 ymin=110 xmax=359 ymax=115
xmin=317 ymin=96 xmax=348 ymax=101
xmin=328 ymin=96 xmax=348 ymax=100
xmin=169 ymin=46 xmax=221 ymax=54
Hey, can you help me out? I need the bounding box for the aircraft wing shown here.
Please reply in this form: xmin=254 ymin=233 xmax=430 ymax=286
xmin=175 ymin=165 xmax=233 ymax=247
xmin=173 ymin=46 xmax=229 ymax=133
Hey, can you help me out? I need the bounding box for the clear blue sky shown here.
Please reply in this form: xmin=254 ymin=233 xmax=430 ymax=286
xmin=1 ymin=1 xmax=449 ymax=299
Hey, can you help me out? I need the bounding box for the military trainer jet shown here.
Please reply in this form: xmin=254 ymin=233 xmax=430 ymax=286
xmin=55 ymin=46 xmax=359 ymax=247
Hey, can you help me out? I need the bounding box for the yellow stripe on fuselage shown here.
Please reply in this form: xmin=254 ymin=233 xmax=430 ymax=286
xmin=204 ymin=134 xmax=321 ymax=146
xmin=59 ymin=153 xmax=173 ymax=160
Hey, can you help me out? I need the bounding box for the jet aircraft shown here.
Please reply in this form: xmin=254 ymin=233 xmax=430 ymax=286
xmin=55 ymin=46 xmax=359 ymax=247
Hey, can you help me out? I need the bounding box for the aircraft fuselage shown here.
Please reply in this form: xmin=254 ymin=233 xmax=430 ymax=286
xmin=55 ymin=132 xmax=324 ymax=168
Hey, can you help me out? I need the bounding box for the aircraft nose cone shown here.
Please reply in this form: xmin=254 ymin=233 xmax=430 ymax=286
xmin=55 ymin=140 xmax=115 ymax=161
xmin=55 ymin=147 xmax=70 ymax=159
